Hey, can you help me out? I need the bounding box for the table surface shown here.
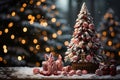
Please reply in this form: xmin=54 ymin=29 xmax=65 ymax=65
xmin=0 ymin=66 xmax=120 ymax=79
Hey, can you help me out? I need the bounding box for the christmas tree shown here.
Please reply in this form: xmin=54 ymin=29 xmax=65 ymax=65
xmin=97 ymin=9 xmax=120 ymax=61
xmin=64 ymin=2 xmax=106 ymax=64
xmin=0 ymin=0 xmax=71 ymax=66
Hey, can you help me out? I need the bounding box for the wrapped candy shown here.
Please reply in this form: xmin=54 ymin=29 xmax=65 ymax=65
xmin=86 ymin=55 xmax=92 ymax=62
xmin=61 ymin=71 xmax=68 ymax=76
xmin=76 ymin=70 xmax=82 ymax=76
xmin=69 ymin=70 xmax=76 ymax=76
xmin=95 ymin=69 xmax=103 ymax=76
xmin=62 ymin=66 xmax=72 ymax=72
xmin=56 ymin=55 xmax=63 ymax=71
xmin=33 ymin=68 xmax=40 ymax=74
xmin=42 ymin=61 xmax=48 ymax=71
xmin=82 ymin=22 xmax=88 ymax=28
xmin=89 ymin=24 xmax=94 ymax=30
xmin=82 ymin=70 xmax=88 ymax=74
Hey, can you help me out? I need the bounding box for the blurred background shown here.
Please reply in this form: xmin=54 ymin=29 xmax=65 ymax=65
xmin=0 ymin=0 xmax=120 ymax=67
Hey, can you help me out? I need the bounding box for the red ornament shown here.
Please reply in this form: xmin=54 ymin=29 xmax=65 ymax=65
xmin=102 ymin=65 xmax=110 ymax=75
xmin=86 ymin=55 xmax=92 ymax=62
xmin=89 ymin=24 xmax=94 ymax=30
xmin=110 ymin=70 xmax=116 ymax=76
xmin=110 ymin=65 xmax=116 ymax=71
xmin=82 ymin=22 xmax=88 ymax=28
xmin=33 ymin=68 xmax=40 ymax=74
xmin=76 ymin=70 xmax=82 ymax=76
xmin=82 ymin=70 xmax=88 ymax=74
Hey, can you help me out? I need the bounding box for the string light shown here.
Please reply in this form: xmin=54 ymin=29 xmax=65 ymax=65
xmin=33 ymin=39 xmax=38 ymax=44
xmin=109 ymin=27 xmax=113 ymax=31
xmin=29 ymin=46 xmax=34 ymax=51
xmin=57 ymin=30 xmax=62 ymax=35
xmin=107 ymin=40 xmax=112 ymax=46
xmin=41 ymin=0 xmax=46 ymax=2
xmin=11 ymin=34 xmax=15 ymax=39
xmin=11 ymin=11 xmax=16 ymax=16
xmin=20 ymin=7 xmax=24 ymax=12
xmin=106 ymin=52 xmax=110 ymax=56
xmin=23 ymin=27 xmax=27 ymax=32
xmin=36 ymin=1 xmax=41 ymax=6
xmin=4 ymin=28 xmax=9 ymax=33
xmin=21 ymin=39 xmax=26 ymax=44
xmin=111 ymin=32 xmax=115 ymax=37
xmin=36 ymin=45 xmax=40 ymax=50
xmin=45 ymin=47 xmax=50 ymax=52
xmin=4 ymin=49 xmax=8 ymax=53
xmin=42 ymin=31 xmax=47 ymax=35
xmin=118 ymin=51 xmax=120 ymax=56
xmin=28 ymin=14 xmax=32 ymax=19
xmin=40 ymin=21 xmax=48 ymax=27
xmin=51 ymin=5 xmax=56 ymax=9
xmin=8 ymin=22 xmax=14 ymax=28
xmin=3 ymin=60 xmax=7 ymax=64
xmin=29 ymin=0 xmax=33 ymax=4
xmin=36 ymin=62 xmax=40 ymax=66
xmin=102 ymin=31 xmax=107 ymax=36
xmin=52 ymin=33 xmax=57 ymax=38
xmin=3 ymin=45 xmax=8 ymax=53
xmin=18 ymin=56 xmax=22 ymax=61
xmin=51 ymin=18 xmax=56 ymax=23
xmin=57 ymin=45 xmax=62 ymax=49
xmin=22 ymin=3 xmax=27 ymax=7
xmin=43 ymin=36 xmax=48 ymax=41
xmin=0 ymin=31 xmax=2 ymax=36
xmin=64 ymin=41 xmax=69 ymax=46
xmin=36 ymin=14 xmax=41 ymax=19
xmin=56 ymin=22 xmax=60 ymax=26
xmin=0 ymin=57 xmax=3 ymax=62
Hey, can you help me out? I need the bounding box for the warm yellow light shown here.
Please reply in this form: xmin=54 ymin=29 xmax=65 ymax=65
xmin=33 ymin=39 xmax=38 ymax=44
xmin=57 ymin=30 xmax=62 ymax=35
xmin=102 ymin=31 xmax=107 ymax=36
xmin=52 ymin=33 xmax=57 ymax=38
xmin=45 ymin=47 xmax=50 ymax=52
xmin=0 ymin=57 xmax=3 ymax=62
xmin=3 ymin=45 xmax=7 ymax=49
xmin=3 ymin=60 xmax=7 ymax=64
xmin=36 ymin=1 xmax=41 ymax=6
xmin=30 ymin=0 xmax=33 ymax=4
xmin=118 ymin=51 xmax=120 ymax=56
xmin=51 ymin=5 xmax=56 ymax=9
xmin=110 ymin=53 xmax=115 ymax=58
xmin=4 ymin=28 xmax=9 ymax=33
xmin=36 ymin=45 xmax=40 ymax=50
xmin=106 ymin=52 xmax=110 ymax=56
xmin=23 ymin=27 xmax=27 ymax=32
xmin=8 ymin=22 xmax=13 ymax=28
xmin=109 ymin=27 xmax=113 ymax=31
xmin=36 ymin=62 xmax=40 ymax=66
xmin=20 ymin=7 xmax=24 ymax=12
xmin=56 ymin=22 xmax=60 ymax=26
xmin=0 ymin=31 xmax=2 ymax=36
xmin=111 ymin=32 xmax=115 ymax=37
xmin=41 ymin=0 xmax=46 ymax=2
xmin=29 ymin=46 xmax=34 ymax=51
xmin=57 ymin=46 xmax=62 ymax=49
xmin=11 ymin=11 xmax=16 ymax=16
xmin=115 ymin=43 xmax=120 ymax=48
xmin=29 ymin=20 xmax=34 ymax=24
xmin=42 ymin=31 xmax=47 ymax=35
xmin=108 ymin=40 xmax=112 ymax=46
xmin=18 ymin=56 xmax=22 ymax=61
xmin=28 ymin=14 xmax=32 ymax=19
xmin=36 ymin=14 xmax=41 ymax=19
xmin=4 ymin=49 xmax=8 ymax=53
xmin=40 ymin=21 xmax=48 ymax=27
xmin=22 ymin=3 xmax=27 ymax=7
xmin=21 ymin=39 xmax=26 ymax=44
xmin=64 ymin=41 xmax=69 ymax=46
xmin=43 ymin=36 xmax=48 ymax=41
xmin=51 ymin=18 xmax=56 ymax=23
xmin=11 ymin=34 xmax=15 ymax=39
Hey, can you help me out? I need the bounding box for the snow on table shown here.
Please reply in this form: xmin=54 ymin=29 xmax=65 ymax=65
xmin=0 ymin=66 xmax=120 ymax=79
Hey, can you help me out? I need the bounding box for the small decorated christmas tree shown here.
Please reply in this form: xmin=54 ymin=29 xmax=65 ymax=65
xmin=97 ymin=9 xmax=120 ymax=61
xmin=64 ymin=2 xmax=106 ymax=73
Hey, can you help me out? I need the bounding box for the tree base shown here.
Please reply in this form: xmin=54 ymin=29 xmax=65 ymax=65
xmin=72 ymin=62 xmax=99 ymax=73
